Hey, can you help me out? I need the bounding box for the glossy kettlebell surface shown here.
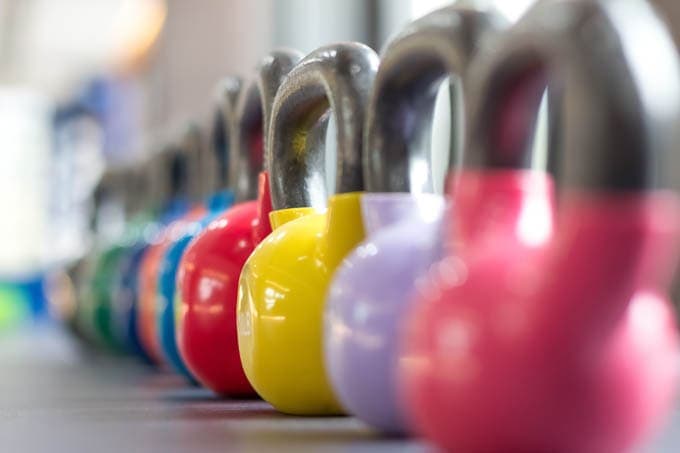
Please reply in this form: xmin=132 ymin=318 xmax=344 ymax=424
xmin=139 ymin=205 xmax=205 ymax=364
xmin=239 ymin=193 xmax=364 ymax=413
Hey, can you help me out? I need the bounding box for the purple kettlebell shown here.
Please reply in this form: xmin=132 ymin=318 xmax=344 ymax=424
xmin=323 ymin=4 xmax=508 ymax=434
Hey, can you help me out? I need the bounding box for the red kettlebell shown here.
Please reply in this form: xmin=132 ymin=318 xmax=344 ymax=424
xmin=175 ymin=49 xmax=301 ymax=395
xmin=398 ymin=1 xmax=680 ymax=452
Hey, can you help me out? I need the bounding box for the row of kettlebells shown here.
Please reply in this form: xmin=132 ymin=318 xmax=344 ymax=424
xmin=65 ymin=0 xmax=680 ymax=451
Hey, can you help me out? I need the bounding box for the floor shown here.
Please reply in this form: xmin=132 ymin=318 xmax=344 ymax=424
xmin=1 ymin=324 xmax=678 ymax=452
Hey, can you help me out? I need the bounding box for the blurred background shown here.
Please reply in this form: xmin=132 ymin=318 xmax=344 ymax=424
xmin=0 ymin=0 xmax=678 ymax=330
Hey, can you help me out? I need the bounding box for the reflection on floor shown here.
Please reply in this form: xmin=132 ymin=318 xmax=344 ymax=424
xmin=0 ymin=323 xmax=678 ymax=453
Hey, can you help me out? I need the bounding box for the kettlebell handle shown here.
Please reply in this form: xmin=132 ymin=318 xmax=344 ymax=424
xmin=164 ymin=143 xmax=190 ymax=201
xmin=230 ymin=49 xmax=303 ymax=202
xmin=123 ymin=162 xmax=150 ymax=216
xmin=268 ymin=43 xmax=379 ymax=211
xmin=464 ymin=0 xmax=680 ymax=191
xmin=211 ymin=76 xmax=242 ymax=191
xmin=142 ymin=144 xmax=178 ymax=210
xmin=178 ymin=123 xmax=207 ymax=201
xmin=364 ymin=4 xmax=507 ymax=194
xmin=91 ymin=165 xmax=128 ymax=228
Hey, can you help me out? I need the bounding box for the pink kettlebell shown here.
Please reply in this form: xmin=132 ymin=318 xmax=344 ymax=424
xmin=398 ymin=0 xmax=680 ymax=451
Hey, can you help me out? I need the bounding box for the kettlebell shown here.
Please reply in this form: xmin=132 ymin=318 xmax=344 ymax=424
xmin=106 ymin=157 xmax=163 ymax=361
xmin=93 ymin=164 xmax=159 ymax=352
xmin=104 ymin=163 xmax=154 ymax=354
xmin=106 ymin=149 xmax=188 ymax=362
xmin=324 ymin=4 xmax=507 ymax=434
xmin=398 ymin=1 xmax=680 ymax=451
xmin=155 ymin=78 xmax=241 ymax=381
xmin=58 ymin=166 xmax=109 ymax=347
xmin=175 ymin=50 xmax=301 ymax=395
xmin=137 ymin=133 xmax=201 ymax=365
xmin=78 ymin=166 xmax=130 ymax=350
xmin=236 ymin=43 xmax=379 ymax=415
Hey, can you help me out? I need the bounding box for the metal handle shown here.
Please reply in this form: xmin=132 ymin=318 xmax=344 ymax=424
xmin=230 ymin=49 xmax=303 ymax=201
xmin=464 ymin=0 xmax=680 ymax=191
xmin=91 ymin=163 xmax=135 ymax=236
xmin=123 ymin=162 xmax=152 ymax=216
xmin=364 ymin=3 xmax=507 ymax=193
xmin=140 ymin=145 xmax=172 ymax=210
xmin=135 ymin=135 xmax=195 ymax=212
xmin=210 ymin=76 xmax=242 ymax=191
xmin=268 ymin=42 xmax=379 ymax=210
xmin=177 ymin=122 xmax=206 ymax=200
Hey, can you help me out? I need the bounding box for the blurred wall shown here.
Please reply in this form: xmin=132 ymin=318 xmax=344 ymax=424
xmin=272 ymin=0 xmax=379 ymax=53
xmin=143 ymin=0 xmax=272 ymax=140
xmin=136 ymin=0 xmax=558 ymax=152
xmin=653 ymin=0 xmax=680 ymax=46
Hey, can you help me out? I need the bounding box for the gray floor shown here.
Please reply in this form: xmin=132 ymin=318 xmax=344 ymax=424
xmin=1 ymin=324 xmax=678 ymax=452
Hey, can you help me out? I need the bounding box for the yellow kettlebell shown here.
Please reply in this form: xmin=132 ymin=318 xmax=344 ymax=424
xmin=237 ymin=42 xmax=379 ymax=415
